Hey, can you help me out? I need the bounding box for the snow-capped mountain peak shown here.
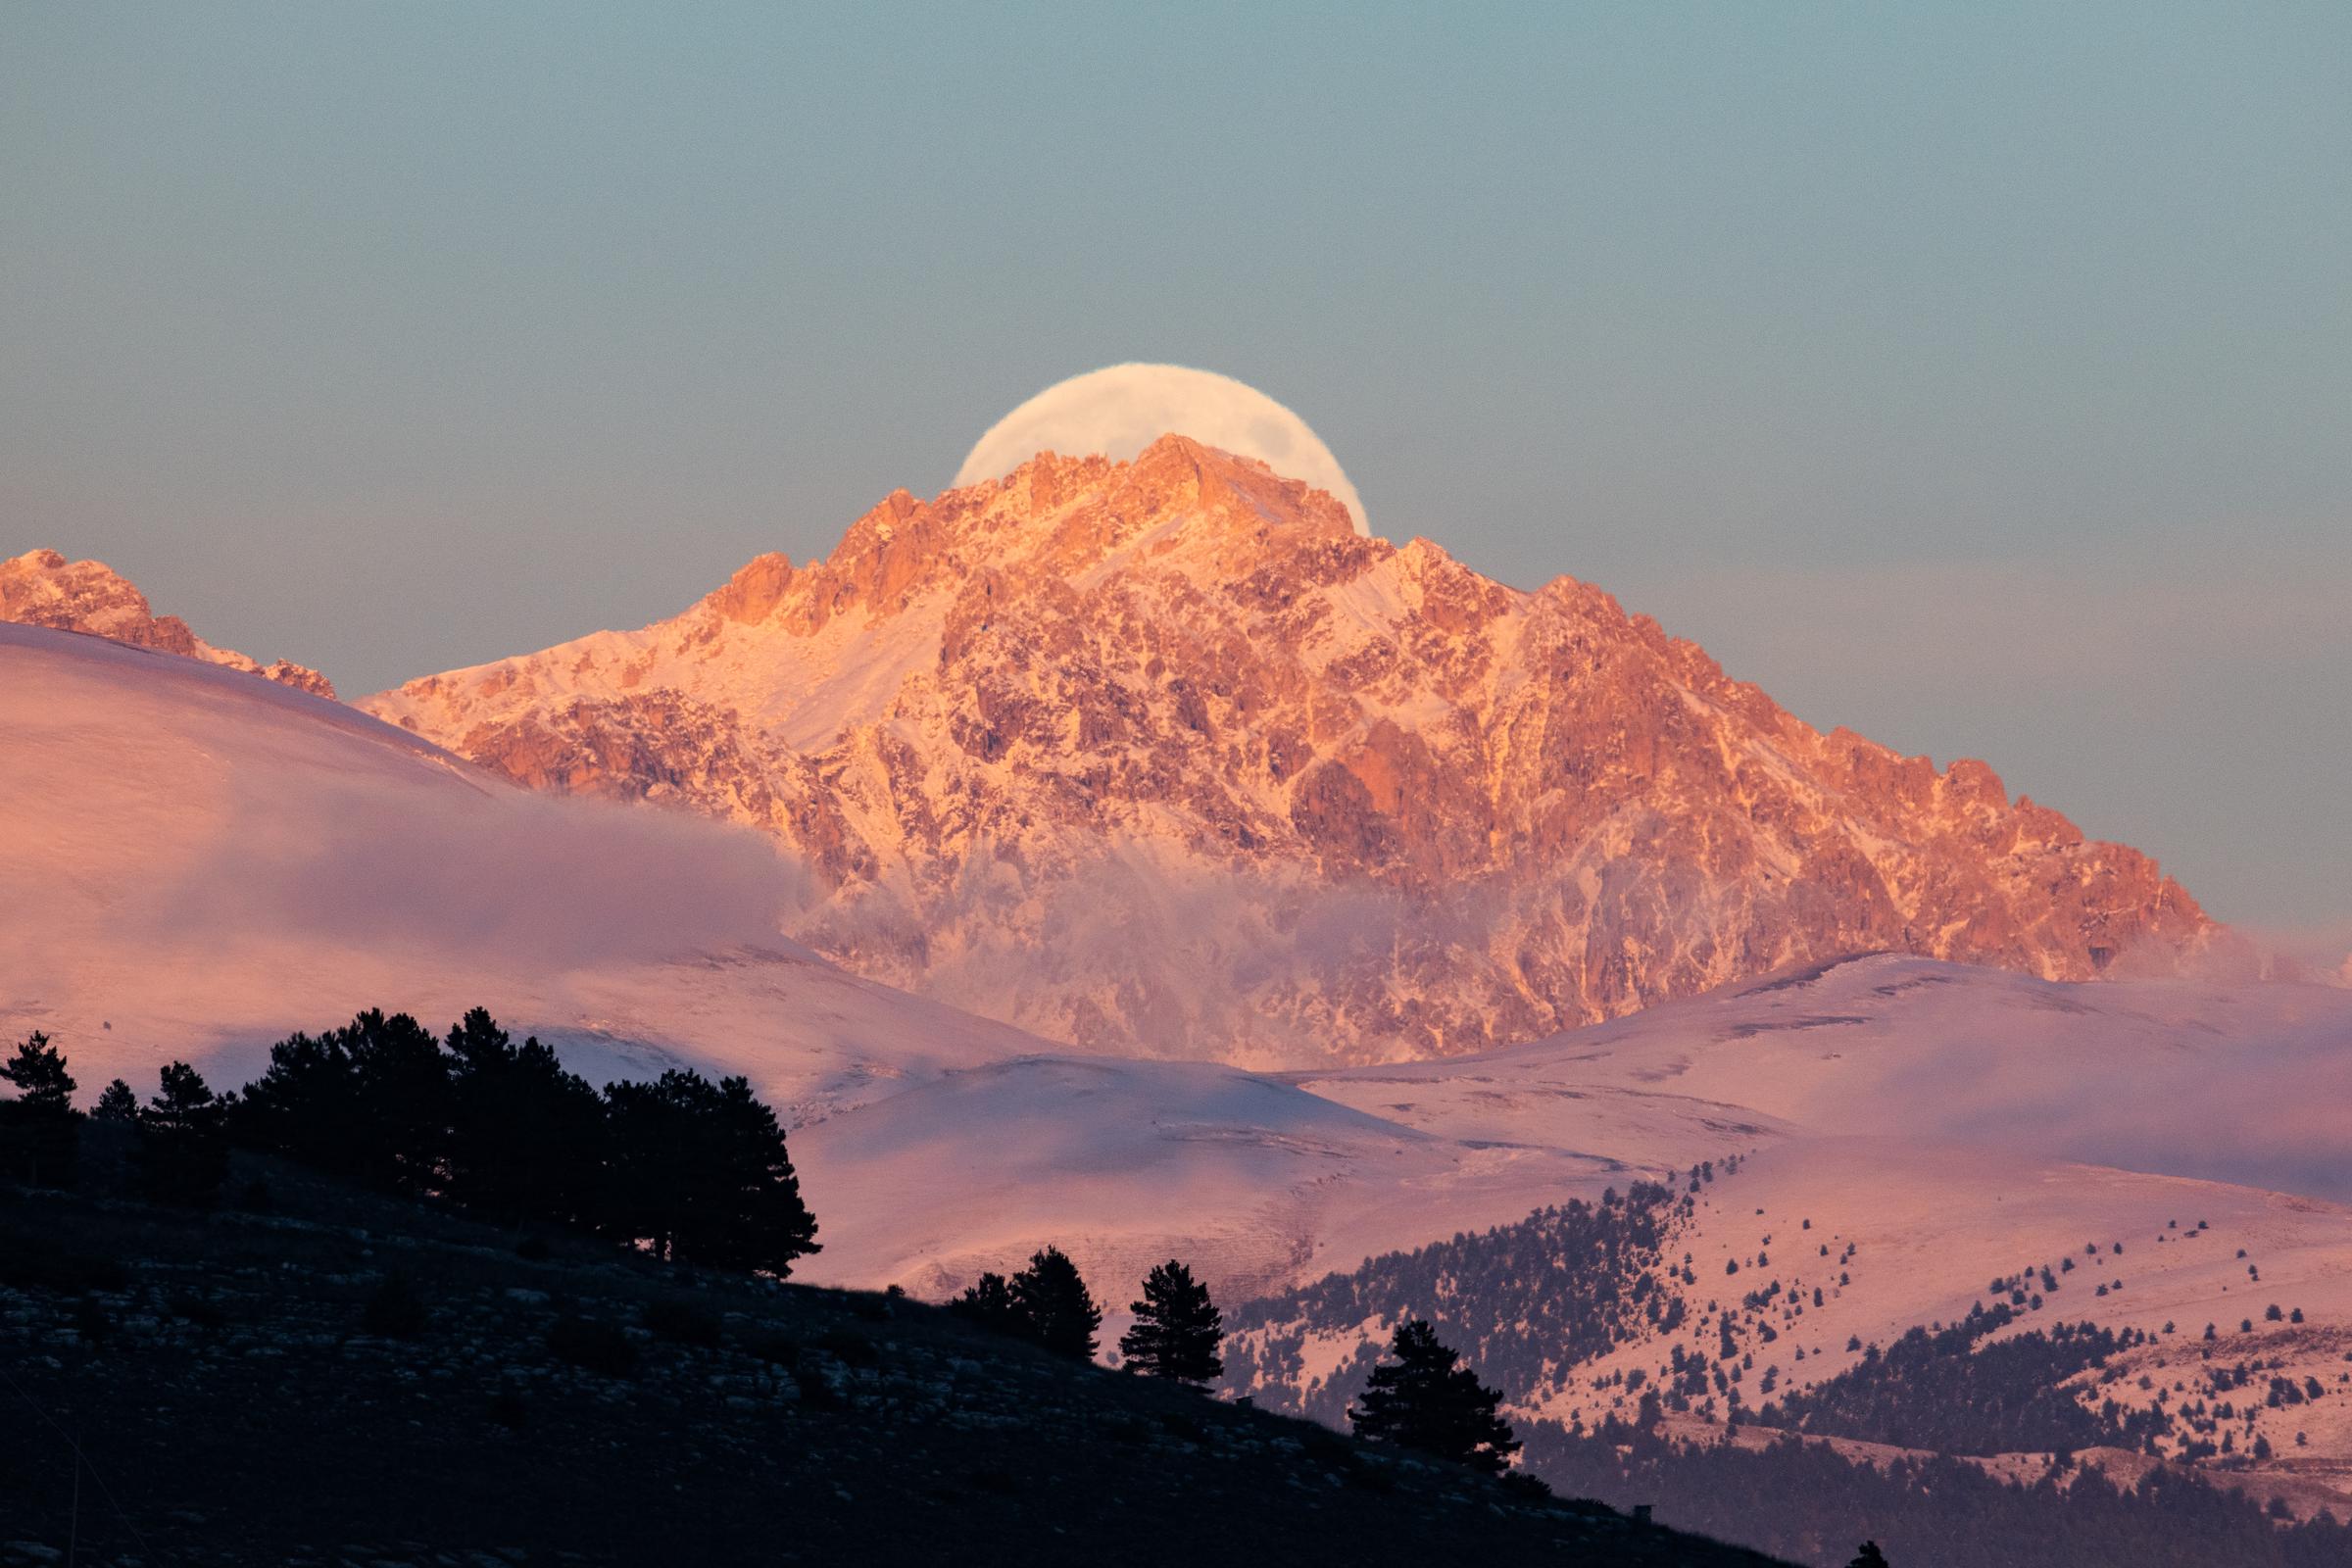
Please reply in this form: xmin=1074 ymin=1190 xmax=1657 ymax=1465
xmin=351 ymin=438 xmax=2222 ymax=1065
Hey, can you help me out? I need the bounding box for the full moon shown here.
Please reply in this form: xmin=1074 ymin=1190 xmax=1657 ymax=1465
xmin=956 ymin=364 xmax=1369 ymax=536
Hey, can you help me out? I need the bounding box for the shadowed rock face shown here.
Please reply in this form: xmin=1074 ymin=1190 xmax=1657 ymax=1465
xmin=360 ymin=436 xmax=2218 ymax=1066
xmin=1 ymin=548 xmax=335 ymax=699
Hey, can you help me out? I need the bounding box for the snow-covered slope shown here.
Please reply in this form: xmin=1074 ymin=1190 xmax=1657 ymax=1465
xmin=792 ymin=952 xmax=2352 ymax=1339
xmin=1294 ymin=953 xmax=2352 ymax=1203
xmin=793 ymin=1054 xmax=1634 ymax=1305
xmin=1539 ymin=1140 xmax=2352 ymax=1437
xmin=1224 ymin=1137 xmax=2352 ymax=1521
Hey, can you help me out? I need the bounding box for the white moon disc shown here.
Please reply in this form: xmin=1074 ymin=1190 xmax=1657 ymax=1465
xmin=955 ymin=364 xmax=1368 ymax=535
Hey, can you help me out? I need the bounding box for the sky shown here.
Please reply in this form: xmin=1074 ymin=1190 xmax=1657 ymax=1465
xmin=3 ymin=3 xmax=2346 ymax=933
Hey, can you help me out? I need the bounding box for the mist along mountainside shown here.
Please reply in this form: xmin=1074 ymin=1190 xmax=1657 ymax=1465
xmin=337 ymin=435 xmax=2220 ymax=1066
xmin=0 ymin=1131 xmax=1791 ymax=1568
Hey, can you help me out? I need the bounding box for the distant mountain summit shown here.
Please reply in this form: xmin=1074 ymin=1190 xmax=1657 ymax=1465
xmin=346 ymin=433 xmax=2212 ymax=1064
xmin=2 ymin=547 xmax=334 ymax=698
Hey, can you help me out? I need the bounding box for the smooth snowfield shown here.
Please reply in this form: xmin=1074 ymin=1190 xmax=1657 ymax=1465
xmin=795 ymin=1054 xmax=1628 ymax=1303
xmin=1295 ymin=953 xmax=2352 ymax=1204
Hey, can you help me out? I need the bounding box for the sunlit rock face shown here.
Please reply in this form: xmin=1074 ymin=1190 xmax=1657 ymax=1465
xmin=362 ymin=434 xmax=2220 ymax=1066
xmin=1 ymin=548 xmax=336 ymax=699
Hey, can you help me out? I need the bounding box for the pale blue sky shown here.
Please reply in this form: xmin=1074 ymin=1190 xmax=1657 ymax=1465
xmin=4 ymin=4 xmax=2346 ymax=931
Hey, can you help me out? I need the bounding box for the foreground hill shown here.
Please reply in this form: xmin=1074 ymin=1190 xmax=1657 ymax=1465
xmin=0 ymin=1156 xmax=1789 ymax=1568
xmin=359 ymin=436 xmax=2220 ymax=1065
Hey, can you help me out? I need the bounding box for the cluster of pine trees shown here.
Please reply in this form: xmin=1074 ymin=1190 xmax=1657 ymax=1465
xmin=1762 ymin=1304 xmax=2170 ymax=1456
xmin=1 ymin=1032 xmax=229 ymax=1202
xmin=0 ymin=1010 xmax=818 ymax=1279
xmin=954 ymin=1250 xmax=1228 ymax=1385
xmin=949 ymin=1249 xmax=1529 ymax=1478
xmin=1223 ymin=1178 xmax=1690 ymax=1426
xmin=12 ymin=1017 xmax=1533 ymax=1487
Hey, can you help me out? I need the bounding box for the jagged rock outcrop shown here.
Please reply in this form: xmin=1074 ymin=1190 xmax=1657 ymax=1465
xmin=362 ymin=437 xmax=2216 ymax=1065
xmin=1 ymin=548 xmax=335 ymax=698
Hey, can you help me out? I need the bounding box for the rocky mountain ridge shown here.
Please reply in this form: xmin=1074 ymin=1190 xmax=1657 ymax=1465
xmin=357 ymin=435 xmax=2216 ymax=1065
xmin=1 ymin=547 xmax=335 ymax=698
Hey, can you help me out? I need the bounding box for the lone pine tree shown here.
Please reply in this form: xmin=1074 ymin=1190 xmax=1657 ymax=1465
xmin=91 ymin=1078 xmax=139 ymax=1124
xmin=1348 ymin=1317 xmax=1521 ymax=1475
xmin=137 ymin=1059 xmax=229 ymax=1205
xmin=1119 ymin=1259 xmax=1224 ymax=1383
xmin=1010 ymin=1246 xmax=1102 ymax=1360
xmin=1 ymin=1031 xmax=80 ymax=1189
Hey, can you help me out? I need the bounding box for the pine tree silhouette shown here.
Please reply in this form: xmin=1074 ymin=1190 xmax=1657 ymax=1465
xmin=1348 ymin=1317 xmax=1521 ymax=1474
xmin=137 ymin=1060 xmax=230 ymax=1205
xmin=1 ymin=1032 xmax=75 ymax=1110
xmin=443 ymin=1006 xmax=522 ymax=1212
xmin=1119 ymin=1259 xmax=1224 ymax=1383
xmin=1010 ymin=1247 xmax=1102 ymax=1360
xmin=91 ymin=1078 xmax=139 ymax=1124
xmin=443 ymin=1008 xmax=605 ymax=1229
xmin=954 ymin=1272 xmax=1021 ymax=1335
xmin=601 ymin=1071 xmax=701 ymax=1259
xmin=345 ymin=1009 xmax=453 ymax=1196
xmin=232 ymin=1027 xmax=360 ymax=1171
xmin=602 ymin=1068 xmax=819 ymax=1276
xmin=0 ymin=1031 xmax=80 ymax=1189
xmin=1848 ymin=1544 xmax=1890 ymax=1568
xmin=701 ymin=1074 xmax=820 ymax=1276
xmin=234 ymin=1009 xmax=449 ymax=1192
